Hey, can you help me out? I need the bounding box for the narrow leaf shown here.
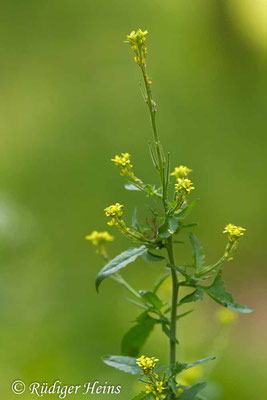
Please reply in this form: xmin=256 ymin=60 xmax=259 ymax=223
xmin=142 ymin=251 xmax=165 ymax=263
xmin=139 ymin=290 xmax=163 ymax=310
xmin=172 ymin=357 xmax=215 ymax=376
xmin=189 ymin=233 xmax=205 ymax=273
xmin=125 ymin=183 xmax=141 ymax=191
xmin=132 ymin=207 xmax=139 ymax=230
xmin=179 ymin=287 xmax=204 ymax=305
xmin=179 ymin=382 xmax=206 ymax=400
xmin=176 ymin=310 xmax=194 ymax=319
xmin=95 ymin=246 xmax=147 ymax=291
xmin=175 ymin=199 xmax=199 ymax=220
xmin=162 ymin=323 xmax=179 ymax=344
xmin=102 ymin=355 xmax=141 ymax=375
xmin=153 ymin=272 xmax=170 ymax=293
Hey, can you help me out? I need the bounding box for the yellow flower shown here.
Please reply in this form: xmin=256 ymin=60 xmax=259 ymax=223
xmin=111 ymin=153 xmax=132 ymax=176
xmin=216 ymin=309 xmax=238 ymax=325
xmin=85 ymin=230 xmax=114 ymax=246
xmin=136 ymin=355 xmax=159 ymax=374
xmin=175 ymin=178 xmax=195 ymax=194
xmin=171 ymin=165 xmax=192 ymax=179
xmin=125 ymin=29 xmax=148 ymax=45
xmin=104 ymin=203 xmax=123 ymax=218
xmin=223 ymin=224 xmax=246 ymax=240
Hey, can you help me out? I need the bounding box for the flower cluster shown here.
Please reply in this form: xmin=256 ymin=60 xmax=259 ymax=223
xmin=125 ymin=29 xmax=148 ymax=66
xmin=111 ymin=153 xmax=142 ymax=187
xmin=223 ymin=224 xmax=246 ymax=241
xmin=104 ymin=203 xmax=144 ymax=242
xmin=136 ymin=355 xmax=159 ymax=375
xmin=171 ymin=165 xmax=192 ymax=179
xmin=105 ymin=203 xmax=124 ymax=226
xmin=145 ymin=381 xmax=166 ymax=400
xmin=85 ymin=230 xmax=114 ymax=256
xmin=137 ymin=356 xmax=166 ymax=400
xmin=175 ymin=178 xmax=195 ymax=195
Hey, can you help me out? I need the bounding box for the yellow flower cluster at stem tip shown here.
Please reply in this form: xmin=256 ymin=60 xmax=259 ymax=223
xmin=223 ymin=224 xmax=246 ymax=241
xmin=171 ymin=165 xmax=192 ymax=179
xmin=125 ymin=29 xmax=152 ymax=84
xmin=111 ymin=153 xmax=142 ymax=186
xmin=85 ymin=231 xmax=114 ymax=256
xmin=175 ymin=178 xmax=195 ymax=195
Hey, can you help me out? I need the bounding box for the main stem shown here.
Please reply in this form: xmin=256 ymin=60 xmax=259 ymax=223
xmin=167 ymin=237 xmax=179 ymax=366
xmin=140 ymin=55 xmax=179 ymax=366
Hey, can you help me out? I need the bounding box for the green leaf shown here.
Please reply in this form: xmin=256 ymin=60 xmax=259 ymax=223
xmin=179 ymin=287 xmax=204 ymax=305
xmin=172 ymin=357 xmax=215 ymax=376
xmin=153 ymin=272 xmax=170 ymax=293
xmin=102 ymin=355 xmax=141 ymax=375
xmin=179 ymin=383 xmax=206 ymax=400
xmin=162 ymin=323 xmax=179 ymax=344
xmin=142 ymin=250 xmax=165 ymax=263
xmin=175 ymin=199 xmax=199 ymax=220
xmin=95 ymin=246 xmax=147 ymax=291
xmin=176 ymin=310 xmax=194 ymax=319
xmin=121 ymin=313 xmax=157 ymax=357
xmin=132 ymin=207 xmax=139 ymax=230
xmin=125 ymin=183 xmax=141 ymax=191
xmin=206 ymin=270 xmax=253 ymax=313
xmin=139 ymin=290 xmax=163 ymax=310
xmin=189 ymin=233 xmax=205 ymax=273
xmin=158 ymin=216 xmax=178 ymax=239
xmin=131 ymin=392 xmax=151 ymax=400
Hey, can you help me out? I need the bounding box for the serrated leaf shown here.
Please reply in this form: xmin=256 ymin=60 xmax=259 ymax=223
xmin=206 ymin=270 xmax=253 ymax=313
xmin=162 ymin=323 xmax=179 ymax=344
xmin=172 ymin=357 xmax=215 ymax=376
xmin=179 ymin=287 xmax=204 ymax=305
xmin=179 ymin=382 xmax=206 ymax=400
xmin=121 ymin=313 xmax=157 ymax=357
xmin=189 ymin=233 xmax=205 ymax=273
xmin=96 ymin=246 xmax=147 ymax=291
xmin=142 ymin=251 xmax=165 ymax=262
xmin=139 ymin=290 xmax=163 ymax=310
xmin=158 ymin=216 xmax=178 ymax=239
xmin=175 ymin=199 xmax=199 ymax=220
xmin=102 ymin=355 xmax=141 ymax=375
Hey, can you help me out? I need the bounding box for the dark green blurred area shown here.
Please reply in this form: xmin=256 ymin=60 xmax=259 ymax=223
xmin=0 ymin=1 xmax=266 ymax=399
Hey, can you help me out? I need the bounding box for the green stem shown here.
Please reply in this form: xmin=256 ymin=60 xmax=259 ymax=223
xmin=166 ymin=237 xmax=179 ymax=367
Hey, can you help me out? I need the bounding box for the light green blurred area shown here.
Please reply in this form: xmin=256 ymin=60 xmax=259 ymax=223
xmin=0 ymin=1 xmax=266 ymax=399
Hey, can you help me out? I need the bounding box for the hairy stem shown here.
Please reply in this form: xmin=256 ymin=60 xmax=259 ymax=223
xmin=166 ymin=237 xmax=179 ymax=367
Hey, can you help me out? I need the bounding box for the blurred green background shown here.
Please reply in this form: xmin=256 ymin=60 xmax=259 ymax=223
xmin=0 ymin=0 xmax=266 ymax=399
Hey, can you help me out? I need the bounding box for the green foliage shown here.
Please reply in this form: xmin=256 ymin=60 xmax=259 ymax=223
xmin=171 ymin=357 xmax=215 ymax=376
xmin=91 ymin=28 xmax=252 ymax=400
xmin=102 ymin=355 xmax=141 ymax=375
xmin=206 ymin=270 xmax=253 ymax=313
xmin=179 ymin=383 xmax=207 ymax=400
xmin=95 ymin=246 xmax=147 ymax=291
xmin=189 ymin=233 xmax=205 ymax=273
xmin=121 ymin=312 xmax=157 ymax=357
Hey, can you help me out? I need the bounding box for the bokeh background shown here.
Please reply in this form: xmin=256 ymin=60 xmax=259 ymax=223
xmin=0 ymin=0 xmax=266 ymax=399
